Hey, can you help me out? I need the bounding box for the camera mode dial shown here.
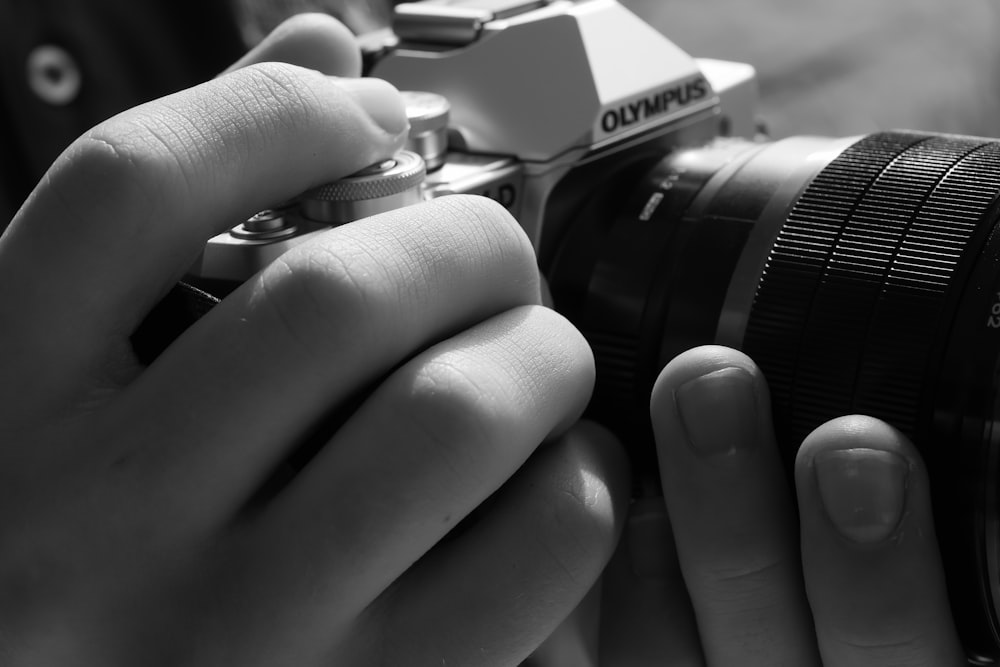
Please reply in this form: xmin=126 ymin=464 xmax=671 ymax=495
xmin=301 ymin=150 xmax=426 ymax=225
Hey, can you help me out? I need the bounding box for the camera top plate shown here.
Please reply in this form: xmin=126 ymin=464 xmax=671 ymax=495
xmin=373 ymin=0 xmax=719 ymax=162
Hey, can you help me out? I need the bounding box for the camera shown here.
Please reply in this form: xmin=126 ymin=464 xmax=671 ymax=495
xmin=185 ymin=0 xmax=1000 ymax=662
xmin=190 ymin=0 xmax=756 ymax=289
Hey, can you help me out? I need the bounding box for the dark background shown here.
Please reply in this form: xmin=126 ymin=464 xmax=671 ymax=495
xmin=2 ymin=0 xmax=998 ymax=223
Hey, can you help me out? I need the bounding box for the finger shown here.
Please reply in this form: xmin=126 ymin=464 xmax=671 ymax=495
xmin=231 ymin=307 xmax=600 ymax=652
xmin=0 ymin=61 xmax=408 ymax=404
xmin=651 ymin=345 xmax=821 ymax=666
xmin=373 ymin=421 xmax=628 ymax=667
xmin=599 ymin=497 xmax=705 ymax=667
xmin=223 ymin=13 xmax=362 ymax=77
xmin=110 ymin=196 xmax=543 ymax=528
xmin=796 ymin=416 xmax=965 ymax=666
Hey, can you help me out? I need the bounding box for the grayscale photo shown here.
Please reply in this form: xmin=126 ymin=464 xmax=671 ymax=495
xmin=0 ymin=0 xmax=997 ymax=664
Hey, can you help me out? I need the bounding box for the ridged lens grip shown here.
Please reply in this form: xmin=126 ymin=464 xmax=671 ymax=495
xmin=744 ymin=132 xmax=1000 ymax=449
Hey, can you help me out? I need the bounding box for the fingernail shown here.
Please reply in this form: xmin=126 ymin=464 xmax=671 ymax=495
xmin=814 ymin=448 xmax=908 ymax=544
xmin=332 ymin=77 xmax=409 ymax=137
xmin=674 ymin=366 xmax=759 ymax=460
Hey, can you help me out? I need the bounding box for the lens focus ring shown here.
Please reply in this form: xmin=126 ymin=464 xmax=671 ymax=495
xmin=745 ymin=131 xmax=1000 ymax=445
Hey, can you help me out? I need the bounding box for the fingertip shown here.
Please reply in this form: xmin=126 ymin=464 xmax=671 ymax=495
xmin=520 ymin=307 xmax=595 ymax=436
xmin=795 ymin=417 xmax=964 ymax=663
xmin=226 ymin=13 xmax=362 ymax=76
xmin=648 ymin=345 xmax=818 ymax=665
xmin=817 ymin=447 xmax=910 ymax=544
xmin=795 ymin=415 xmax=919 ymax=502
xmin=650 ymin=346 xmax=772 ymax=460
xmin=329 ymin=76 xmax=409 ymax=139
xmin=520 ymin=423 xmax=633 ymax=588
xmin=558 ymin=420 xmax=632 ymax=538
xmin=650 ymin=345 xmax=761 ymax=409
xmin=421 ymin=194 xmax=542 ymax=299
xmin=798 ymin=415 xmax=911 ymax=457
xmin=202 ymin=60 xmax=409 ymax=193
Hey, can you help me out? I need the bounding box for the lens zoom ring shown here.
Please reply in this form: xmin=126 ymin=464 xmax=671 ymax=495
xmin=745 ymin=132 xmax=1000 ymax=447
xmin=589 ymin=329 xmax=641 ymax=407
xmin=744 ymin=133 xmax=921 ymax=423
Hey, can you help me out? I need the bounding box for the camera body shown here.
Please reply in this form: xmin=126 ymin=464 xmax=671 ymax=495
xmin=189 ymin=0 xmax=758 ymax=285
xmin=184 ymin=2 xmax=1000 ymax=663
xmin=183 ymin=5 xmax=762 ymax=663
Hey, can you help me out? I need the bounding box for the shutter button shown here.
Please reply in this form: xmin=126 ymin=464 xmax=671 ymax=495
xmin=401 ymin=91 xmax=450 ymax=172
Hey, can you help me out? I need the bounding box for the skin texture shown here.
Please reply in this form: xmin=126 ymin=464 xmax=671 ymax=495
xmin=600 ymin=346 xmax=967 ymax=666
xmin=0 ymin=15 xmax=628 ymax=666
xmin=0 ymin=10 xmax=976 ymax=667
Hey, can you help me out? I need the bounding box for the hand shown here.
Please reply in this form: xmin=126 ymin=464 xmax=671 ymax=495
xmin=0 ymin=15 xmax=628 ymax=666
xmin=601 ymin=345 xmax=966 ymax=666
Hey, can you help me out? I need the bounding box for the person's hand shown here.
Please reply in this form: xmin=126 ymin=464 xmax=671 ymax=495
xmin=600 ymin=345 xmax=966 ymax=666
xmin=0 ymin=14 xmax=628 ymax=666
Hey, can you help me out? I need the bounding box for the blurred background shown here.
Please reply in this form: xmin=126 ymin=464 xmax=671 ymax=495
xmin=230 ymin=0 xmax=1000 ymax=137
xmin=1 ymin=0 xmax=998 ymax=222
xmin=626 ymin=0 xmax=1000 ymax=138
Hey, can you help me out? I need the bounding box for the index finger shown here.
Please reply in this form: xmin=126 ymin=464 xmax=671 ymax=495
xmin=0 ymin=62 xmax=408 ymax=404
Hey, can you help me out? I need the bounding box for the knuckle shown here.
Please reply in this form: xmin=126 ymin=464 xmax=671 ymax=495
xmin=372 ymin=196 xmax=542 ymax=312
xmin=828 ymin=631 xmax=934 ymax=664
xmin=55 ymin=63 xmax=332 ymax=226
xmin=498 ymin=306 xmax=596 ymax=429
xmin=58 ymin=129 xmax=183 ymax=226
xmin=253 ymin=243 xmax=387 ymax=358
xmin=697 ymin=557 xmax=791 ymax=611
xmin=513 ymin=305 xmax=596 ymax=404
xmin=386 ymin=306 xmax=596 ymax=481
xmin=61 ymin=89 xmax=258 ymax=227
xmin=459 ymin=305 xmax=594 ymax=416
xmin=252 ymin=198 xmax=550 ymax=360
xmin=402 ymin=357 xmax=506 ymax=475
xmin=431 ymin=195 xmax=539 ymax=280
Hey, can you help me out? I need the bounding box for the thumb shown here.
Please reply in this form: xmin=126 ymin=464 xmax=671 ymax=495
xmin=224 ymin=12 xmax=363 ymax=76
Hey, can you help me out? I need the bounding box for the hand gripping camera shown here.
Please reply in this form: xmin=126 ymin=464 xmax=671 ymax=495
xmin=189 ymin=1 xmax=1000 ymax=662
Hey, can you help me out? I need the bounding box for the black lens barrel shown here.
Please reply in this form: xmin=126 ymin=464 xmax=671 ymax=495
xmin=549 ymin=130 xmax=1000 ymax=660
xmin=745 ymin=132 xmax=1000 ymax=451
xmin=744 ymin=132 xmax=1000 ymax=661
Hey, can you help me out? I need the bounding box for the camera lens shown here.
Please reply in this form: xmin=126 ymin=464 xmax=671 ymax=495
xmin=547 ymin=131 xmax=1000 ymax=660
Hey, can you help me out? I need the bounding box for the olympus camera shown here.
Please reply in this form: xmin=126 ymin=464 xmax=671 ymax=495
xmin=186 ymin=0 xmax=1000 ymax=662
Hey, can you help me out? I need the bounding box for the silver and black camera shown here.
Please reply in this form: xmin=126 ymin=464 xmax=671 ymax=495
xmin=188 ymin=1 xmax=1000 ymax=661
xmin=191 ymin=0 xmax=758 ymax=284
